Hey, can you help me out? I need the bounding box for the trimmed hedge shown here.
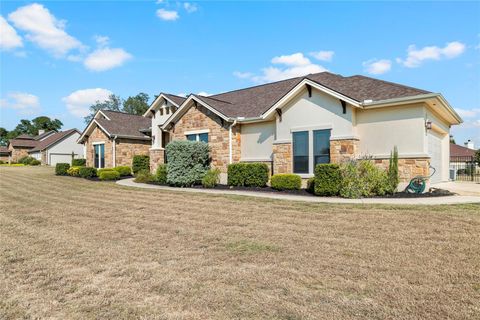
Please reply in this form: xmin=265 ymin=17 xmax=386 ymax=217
xmin=134 ymin=169 xmax=153 ymax=183
xmin=166 ymin=140 xmax=210 ymax=187
xmin=202 ymin=168 xmax=220 ymax=188
xmin=114 ymin=166 xmax=132 ymax=177
xmin=55 ymin=163 xmax=70 ymax=175
xmin=132 ymin=155 xmax=150 ymax=174
xmin=154 ymin=164 xmax=167 ymax=185
xmin=97 ymin=168 xmax=114 ymax=175
xmin=306 ymin=177 xmax=315 ymax=194
xmin=270 ymin=174 xmax=301 ymax=191
xmin=67 ymin=166 xmax=82 ymax=177
xmin=99 ymin=170 xmax=120 ymax=181
xmin=72 ymin=158 xmax=86 ymax=166
xmin=314 ymin=164 xmax=342 ymax=196
xmin=79 ymin=167 xmax=97 ymax=179
xmin=227 ymin=163 xmax=269 ymax=187
xmin=18 ymin=156 xmax=36 ymax=165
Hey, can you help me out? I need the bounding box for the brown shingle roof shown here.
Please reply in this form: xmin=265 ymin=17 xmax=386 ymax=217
xmin=29 ymin=129 xmax=79 ymax=153
xmin=96 ymin=110 xmax=151 ymax=139
xmin=164 ymin=93 xmax=186 ymax=106
xmin=450 ymin=144 xmax=476 ymax=157
xmin=0 ymin=146 xmax=9 ymax=155
xmin=8 ymin=138 xmax=38 ymax=148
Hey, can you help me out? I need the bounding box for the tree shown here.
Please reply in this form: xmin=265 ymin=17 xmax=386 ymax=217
xmin=0 ymin=128 xmax=8 ymax=146
xmin=449 ymin=135 xmax=456 ymax=144
xmin=475 ymin=149 xmax=480 ymax=166
xmin=84 ymin=94 xmax=122 ymax=123
xmin=31 ymin=116 xmax=63 ymax=133
xmin=1 ymin=116 xmax=63 ymax=145
xmin=123 ymin=92 xmax=150 ymax=116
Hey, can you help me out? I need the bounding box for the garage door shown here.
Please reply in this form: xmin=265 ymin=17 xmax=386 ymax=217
xmin=49 ymin=154 xmax=73 ymax=166
xmin=428 ymin=131 xmax=443 ymax=184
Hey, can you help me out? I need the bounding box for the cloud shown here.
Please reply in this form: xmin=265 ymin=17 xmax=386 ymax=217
xmin=0 ymin=92 xmax=40 ymax=115
xmin=8 ymin=3 xmax=83 ymax=57
xmin=197 ymin=91 xmax=211 ymax=96
xmin=310 ymin=50 xmax=334 ymax=62
xmin=84 ymin=47 xmax=132 ymax=72
xmin=397 ymin=41 xmax=466 ymax=68
xmin=235 ymin=52 xmax=328 ymax=83
xmin=455 ymin=108 xmax=480 ymax=118
xmin=62 ymin=88 xmax=112 ymax=117
xmin=363 ymin=59 xmax=392 ymax=75
xmin=0 ymin=16 xmax=23 ymax=50
xmin=184 ymin=2 xmax=198 ymax=13
xmin=156 ymin=9 xmax=179 ymax=21
xmin=94 ymin=35 xmax=110 ymax=47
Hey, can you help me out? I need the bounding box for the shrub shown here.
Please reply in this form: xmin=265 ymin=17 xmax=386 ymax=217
xmin=132 ymin=155 xmax=150 ymax=174
xmin=306 ymin=177 xmax=315 ymax=194
xmin=314 ymin=164 xmax=342 ymax=196
xmin=99 ymin=170 xmax=120 ymax=181
xmin=72 ymin=158 xmax=86 ymax=166
xmin=18 ymin=156 xmax=35 ymax=165
xmin=270 ymin=174 xmax=301 ymax=191
xmin=97 ymin=168 xmax=115 ymax=175
xmin=202 ymin=168 xmax=221 ymax=188
xmin=134 ymin=169 xmax=153 ymax=183
xmin=79 ymin=167 xmax=97 ymax=179
xmin=114 ymin=166 xmax=132 ymax=177
xmin=67 ymin=166 xmax=81 ymax=177
xmin=227 ymin=163 xmax=269 ymax=187
xmin=339 ymin=160 xmax=393 ymax=198
xmin=55 ymin=163 xmax=70 ymax=175
xmin=30 ymin=159 xmax=41 ymax=166
xmin=0 ymin=160 xmax=3 ymax=164
xmin=166 ymin=140 xmax=210 ymax=187
xmin=154 ymin=164 xmax=168 ymax=185
xmin=387 ymin=146 xmax=399 ymax=192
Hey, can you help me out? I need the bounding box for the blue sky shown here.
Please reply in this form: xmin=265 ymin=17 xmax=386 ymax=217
xmin=1 ymin=1 xmax=479 ymax=145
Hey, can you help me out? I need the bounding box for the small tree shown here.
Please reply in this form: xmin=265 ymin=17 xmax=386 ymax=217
xmin=166 ymin=140 xmax=210 ymax=187
xmin=475 ymin=149 xmax=480 ymax=166
xmin=388 ymin=146 xmax=399 ymax=192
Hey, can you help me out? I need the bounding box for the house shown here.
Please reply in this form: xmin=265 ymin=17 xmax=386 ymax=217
xmin=449 ymin=142 xmax=478 ymax=178
xmin=144 ymin=72 xmax=462 ymax=185
xmin=0 ymin=146 xmax=10 ymax=162
xmin=7 ymin=129 xmax=84 ymax=165
xmin=450 ymin=143 xmax=476 ymax=158
xmin=77 ymin=110 xmax=151 ymax=168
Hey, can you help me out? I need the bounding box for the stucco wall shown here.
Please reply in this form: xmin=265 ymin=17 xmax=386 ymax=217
xmin=241 ymin=121 xmax=275 ymax=161
xmin=46 ymin=132 xmax=84 ymax=165
xmin=151 ymin=99 xmax=176 ymax=149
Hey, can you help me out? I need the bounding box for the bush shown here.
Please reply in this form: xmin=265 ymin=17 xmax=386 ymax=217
xmin=227 ymin=163 xmax=269 ymax=187
xmin=134 ymin=169 xmax=153 ymax=183
xmin=314 ymin=164 xmax=342 ymax=196
xmin=97 ymin=168 xmax=115 ymax=175
xmin=55 ymin=163 xmax=70 ymax=175
xmin=387 ymin=146 xmax=399 ymax=192
xmin=339 ymin=160 xmax=393 ymax=198
xmin=154 ymin=164 xmax=168 ymax=185
xmin=306 ymin=177 xmax=315 ymax=194
xmin=99 ymin=170 xmax=120 ymax=181
xmin=79 ymin=167 xmax=97 ymax=179
xmin=67 ymin=166 xmax=81 ymax=177
xmin=18 ymin=156 xmax=35 ymax=165
xmin=270 ymin=174 xmax=301 ymax=191
xmin=0 ymin=160 xmax=3 ymax=164
xmin=132 ymin=155 xmax=150 ymax=174
xmin=114 ymin=166 xmax=132 ymax=177
xmin=166 ymin=140 xmax=210 ymax=187
xmin=72 ymin=158 xmax=86 ymax=166
xmin=30 ymin=159 xmax=41 ymax=166
xmin=202 ymin=168 xmax=220 ymax=188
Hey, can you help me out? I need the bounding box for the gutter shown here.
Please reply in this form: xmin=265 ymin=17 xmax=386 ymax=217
xmin=112 ymin=135 xmax=117 ymax=167
xmin=228 ymin=120 xmax=237 ymax=164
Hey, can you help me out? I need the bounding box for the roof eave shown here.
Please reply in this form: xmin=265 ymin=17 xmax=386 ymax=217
xmin=143 ymin=93 xmax=182 ymax=118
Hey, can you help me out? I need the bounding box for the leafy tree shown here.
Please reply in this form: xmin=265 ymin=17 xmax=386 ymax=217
xmin=475 ymin=149 xmax=480 ymax=166
xmin=123 ymin=92 xmax=150 ymax=116
xmin=449 ymin=135 xmax=456 ymax=144
xmin=1 ymin=116 xmax=63 ymax=145
xmin=0 ymin=128 xmax=8 ymax=146
xmin=84 ymin=94 xmax=122 ymax=123
xmin=31 ymin=116 xmax=63 ymax=133
xmin=84 ymin=93 xmax=152 ymax=123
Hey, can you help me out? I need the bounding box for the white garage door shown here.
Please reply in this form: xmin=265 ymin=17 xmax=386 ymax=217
xmin=49 ymin=154 xmax=73 ymax=166
xmin=428 ymin=131 xmax=443 ymax=184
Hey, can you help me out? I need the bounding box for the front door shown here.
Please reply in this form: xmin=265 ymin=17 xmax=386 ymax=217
xmin=94 ymin=144 xmax=105 ymax=168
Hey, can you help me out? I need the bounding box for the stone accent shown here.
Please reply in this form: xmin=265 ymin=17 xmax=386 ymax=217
xmin=85 ymin=127 xmax=113 ymax=167
xmin=330 ymin=139 xmax=359 ymax=164
xmin=115 ymin=138 xmax=150 ymax=167
xmin=273 ymin=142 xmax=292 ymax=174
xmin=150 ymin=148 xmax=165 ymax=173
xmin=8 ymin=144 xmax=30 ymax=163
xmin=374 ymin=157 xmax=430 ymax=182
xmin=169 ymin=104 xmax=241 ymax=173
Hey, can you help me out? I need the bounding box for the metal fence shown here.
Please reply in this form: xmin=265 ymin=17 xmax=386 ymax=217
xmin=449 ymin=156 xmax=480 ymax=182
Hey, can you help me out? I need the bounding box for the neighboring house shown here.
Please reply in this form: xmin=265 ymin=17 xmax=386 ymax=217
xmin=449 ymin=143 xmax=478 ymax=175
xmin=7 ymin=130 xmax=56 ymax=163
xmin=77 ymin=110 xmax=151 ymax=168
xmin=28 ymin=129 xmax=84 ymax=166
xmin=0 ymin=146 xmax=10 ymax=162
xmin=450 ymin=143 xmax=476 ymax=158
xmin=144 ymin=72 xmax=462 ymax=185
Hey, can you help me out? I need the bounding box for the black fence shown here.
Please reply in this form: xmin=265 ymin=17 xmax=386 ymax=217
xmin=450 ymin=156 xmax=479 ymax=182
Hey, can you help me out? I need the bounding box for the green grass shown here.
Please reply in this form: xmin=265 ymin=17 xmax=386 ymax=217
xmin=226 ymin=240 xmax=280 ymax=254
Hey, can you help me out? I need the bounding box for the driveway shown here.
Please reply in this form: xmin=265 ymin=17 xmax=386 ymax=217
xmin=432 ymin=181 xmax=480 ymax=196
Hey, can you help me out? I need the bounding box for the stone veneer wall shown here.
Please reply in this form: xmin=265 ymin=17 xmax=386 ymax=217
xmin=115 ymin=138 xmax=150 ymax=167
xmin=272 ymin=143 xmax=292 ymax=174
xmin=149 ymin=148 xmax=165 ymax=173
xmin=169 ymin=104 xmax=241 ymax=173
xmin=330 ymin=139 xmax=359 ymax=164
xmin=374 ymin=157 xmax=430 ymax=183
xmin=85 ymin=127 xmax=113 ymax=168
xmin=8 ymin=144 xmax=31 ymax=163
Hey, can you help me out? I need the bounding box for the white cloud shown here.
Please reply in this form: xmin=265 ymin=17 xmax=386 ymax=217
xmin=455 ymin=108 xmax=480 ymax=118
xmin=177 ymin=93 xmax=187 ymax=97
xmin=156 ymin=9 xmax=179 ymax=21
xmin=363 ymin=59 xmax=392 ymax=75
xmin=184 ymin=3 xmax=198 ymax=13
xmin=0 ymin=16 xmax=23 ymax=50
xmin=235 ymin=52 xmax=328 ymax=83
xmin=0 ymin=92 xmax=40 ymax=115
xmin=62 ymin=88 xmax=112 ymax=117
xmin=8 ymin=3 xmax=83 ymax=57
xmin=84 ymin=47 xmax=132 ymax=72
xmin=397 ymin=41 xmax=466 ymax=68
xmin=197 ymin=91 xmax=211 ymax=96
xmin=94 ymin=35 xmax=110 ymax=47
xmin=310 ymin=50 xmax=334 ymax=62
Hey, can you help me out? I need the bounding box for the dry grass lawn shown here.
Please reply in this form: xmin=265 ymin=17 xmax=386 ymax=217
xmin=1 ymin=166 xmax=479 ymax=319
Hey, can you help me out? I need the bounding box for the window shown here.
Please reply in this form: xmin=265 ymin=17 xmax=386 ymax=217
xmin=293 ymin=131 xmax=309 ymax=173
xmin=313 ymin=129 xmax=331 ymax=167
xmin=94 ymin=144 xmax=105 ymax=168
xmin=186 ymin=132 xmax=209 ymax=143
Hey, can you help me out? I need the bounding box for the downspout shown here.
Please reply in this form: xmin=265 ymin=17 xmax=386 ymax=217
xmin=228 ymin=120 xmax=237 ymax=164
xmin=112 ymin=135 xmax=117 ymax=167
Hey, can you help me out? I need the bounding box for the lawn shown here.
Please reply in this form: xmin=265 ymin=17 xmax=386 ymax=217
xmin=1 ymin=166 xmax=479 ymax=319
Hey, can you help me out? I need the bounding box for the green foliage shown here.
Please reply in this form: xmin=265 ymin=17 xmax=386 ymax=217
xmin=306 ymin=177 xmax=315 ymax=194
xmin=97 ymin=168 xmax=115 ymax=175
xmin=154 ymin=164 xmax=168 ymax=185
xmin=132 ymin=155 xmax=150 ymax=174
xmin=270 ymin=174 xmax=301 ymax=191
xmin=314 ymin=164 xmax=342 ymax=196
xmin=0 ymin=127 xmax=8 ymax=146
xmin=79 ymin=167 xmax=97 ymax=179
xmin=55 ymin=163 xmax=70 ymax=175
xmin=72 ymin=158 xmax=86 ymax=166
xmin=227 ymin=163 xmax=269 ymax=187
xmin=67 ymin=166 xmax=82 ymax=177
xmin=202 ymin=168 xmax=221 ymax=188
xmin=388 ymin=146 xmax=399 ymax=192
xmin=84 ymin=93 xmax=150 ymax=124
xmin=114 ymin=166 xmax=132 ymax=177
xmin=31 ymin=116 xmax=63 ymax=133
xmin=123 ymin=93 xmax=150 ymax=116
xmin=0 ymin=160 xmax=4 ymax=164
xmin=3 ymin=117 xmax=63 ymax=144
xmin=84 ymin=94 xmax=122 ymax=124
xmin=99 ymin=170 xmax=120 ymax=181
xmin=339 ymin=160 xmax=393 ymax=198
xmin=30 ymin=159 xmax=41 ymax=166
xmin=166 ymin=140 xmax=210 ymax=187
xmin=475 ymin=149 xmax=480 ymax=166
xmin=18 ymin=156 xmax=36 ymax=165
xmin=134 ymin=169 xmax=153 ymax=183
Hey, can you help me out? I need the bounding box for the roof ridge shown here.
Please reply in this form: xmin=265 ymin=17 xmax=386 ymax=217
xmin=196 ymin=95 xmax=232 ymax=104
xmin=164 ymin=93 xmax=186 ymax=99
xmin=101 ymin=110 xmax=146 ymax=117
xmin=350 ymin=75 xmax=430 ymax=94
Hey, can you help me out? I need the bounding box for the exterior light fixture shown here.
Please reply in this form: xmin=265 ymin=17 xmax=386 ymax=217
xmin=425 ymin=120 xmax=432 ymax=130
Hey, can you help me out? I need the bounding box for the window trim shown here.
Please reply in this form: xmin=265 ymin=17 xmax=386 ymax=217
xmin=292 ymin=131 xmax=309 ymax=174
xmin=291 ymin=128 xmax=332 ymax=175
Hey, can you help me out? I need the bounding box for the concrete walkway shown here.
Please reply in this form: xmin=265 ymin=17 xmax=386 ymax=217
xmin=431 ymin=181 xmax=480 ymax=196
xmin=117 ymin=178 xmax=480 ymax=205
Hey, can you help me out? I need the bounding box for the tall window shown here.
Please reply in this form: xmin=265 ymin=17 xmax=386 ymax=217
xmin=94 ymin=144 xmax=105 ymax=168
xmin=313 ymin=129 xmax=331 ymax=167
xmin=293 ymin=131 xmax=309 ymax=173
xmin=186 ymin=132 xmax=208 ymax=143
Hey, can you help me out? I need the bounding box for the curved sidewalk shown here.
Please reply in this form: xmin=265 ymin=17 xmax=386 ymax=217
xmin=117 ymin=178 xmax=480 ymax=205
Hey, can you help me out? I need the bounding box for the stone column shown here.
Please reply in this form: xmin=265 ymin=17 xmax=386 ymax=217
xmin=330 ymin=139 xmax=359 ymax=164
xmin=150 ymin=148 xmax=165 ymax=173
xmin=273 ymin=142 xmax=292 ymax=174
